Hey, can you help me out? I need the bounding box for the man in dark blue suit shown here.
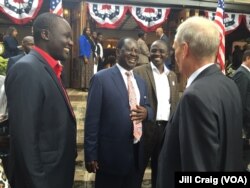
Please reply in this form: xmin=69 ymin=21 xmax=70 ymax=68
xmin=6 ymin=36 xmax=34 ymax=73
xmin=84 ymin=37 xmax=153 ymax=188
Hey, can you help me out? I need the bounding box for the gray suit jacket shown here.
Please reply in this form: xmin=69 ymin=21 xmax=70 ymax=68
xmin=232 ymin=65 xmax=250 ymax=138
xmin=157 ymin=64 xmax=243 ymax=188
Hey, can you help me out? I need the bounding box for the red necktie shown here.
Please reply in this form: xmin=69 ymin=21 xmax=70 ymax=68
xmin=125 ymin=71 xmax=142 ymax=142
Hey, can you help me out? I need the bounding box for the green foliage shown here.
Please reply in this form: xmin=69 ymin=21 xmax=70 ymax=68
xmin=226 ymin=63 xmax=235 ymax=78
xmin=0 ymin=56 xmax=8 ymax=76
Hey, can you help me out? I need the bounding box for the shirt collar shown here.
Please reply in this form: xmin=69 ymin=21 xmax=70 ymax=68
xmin=33 ymin=46 xmax=63 ymax=80
xmin=186 ymin=63 xmax=213 ymax=88
xmin=116 ymin=63 xmax=135 ymax=77
xmin=150 ymin=62 xmax=169 ymax=75
xmin=241 ymin=64 xmax=250 ymax=72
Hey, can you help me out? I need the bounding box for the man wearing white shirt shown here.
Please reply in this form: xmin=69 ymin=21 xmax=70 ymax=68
xmin=157 ymin=16 xmax=243 ymax=188
xmin=95 ymin=32 xmax=104 ymax=71
xmin=134 ymin=40 xmax=179 ymax=188
xmin=232 ymin=50 xmax=250 ymax=171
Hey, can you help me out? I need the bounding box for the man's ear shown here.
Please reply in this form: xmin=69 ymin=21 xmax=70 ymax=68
xmin=41 ymin=29 xmax=49 ymax=41
xmin=182 ymin=42 xmax=189 ymax=58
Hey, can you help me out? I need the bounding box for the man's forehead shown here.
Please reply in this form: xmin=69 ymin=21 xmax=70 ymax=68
xmin=124 ymin=39 xmax=137 ymax=47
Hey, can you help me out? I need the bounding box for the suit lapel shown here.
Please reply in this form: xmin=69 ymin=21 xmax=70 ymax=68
xmin=31 ymin=50 xmax=76 ymax=121
xmin=111 ymin=65 xmax=129 ymax=102
xmin=146 ymin=65 xmax=157 ymax=95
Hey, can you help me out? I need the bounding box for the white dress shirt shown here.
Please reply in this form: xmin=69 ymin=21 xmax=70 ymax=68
xmin=151 ymin=62 xmax=170 ymax=121
xmin=186 ymin=63 xmax=214 ymax=88
xmin=241 ymin=64 xmax=250 ymax=72
xmin=116 ymin=64 xmax=140 ymax=104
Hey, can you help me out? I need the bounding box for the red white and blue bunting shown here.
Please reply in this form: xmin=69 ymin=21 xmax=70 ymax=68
xmin=205 ymin=11 xmax=244 ymax=35
xmin=0 ymin=0 xmax=43 ymax=25
xmin=245 ymin=14 xmax=250 ymax=32
xmin=87 ymin=2 xmax=171 ymax=31
xmin=129 ymin=6 xmax=170 ymax=32
xmin=88 ymin=2 xmax=129 ymax=29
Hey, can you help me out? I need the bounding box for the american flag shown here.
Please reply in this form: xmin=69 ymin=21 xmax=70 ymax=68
xmin=50 ymin=0 xmax=63 ymax=17
xmin=214 ymin=0 xmax=225 ymax=72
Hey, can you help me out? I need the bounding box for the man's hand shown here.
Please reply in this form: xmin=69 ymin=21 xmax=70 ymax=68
xmin=85 ymin=161 xmax=99 ymax=173
xmin=130 ymin=105 xmax=147 ymax=123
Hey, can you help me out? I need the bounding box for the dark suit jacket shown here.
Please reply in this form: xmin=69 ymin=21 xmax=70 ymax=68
xmin=157 ymin=65 xmax=243 ymax=188
xmin=6 ymin=53 xmax=25 ymax=73
xmin=3 ymin=36 xmax=19 ymax=58
xmin=5 ymin=50 xmax=77 ymax=188
xmin=84 ymin=65 xmax=153 ymax=175
xmin=160 ymin=34 xmax=169 ymax=46
xmin=232 ymin=65 xmax=250 ymax=138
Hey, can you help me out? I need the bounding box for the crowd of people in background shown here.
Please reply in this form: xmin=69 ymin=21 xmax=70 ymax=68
xmin=0 ymin=12 xmax=250 ymax=188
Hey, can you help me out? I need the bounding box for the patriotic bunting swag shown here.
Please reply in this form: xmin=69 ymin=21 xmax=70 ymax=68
xmin=205 ymin=11 xmax=244 ymax=35
xmin=129 ymin=6 xmax=170 ymax=32
xmin=0 ymin=0 xmax=43 ymax=24
xmin=245 ymin=14 xmax=250 ymax=32
xmin=88 ymin=2 xmax=128 ymax=29
xmin=87 ymin=2 xmax=171 ymax=31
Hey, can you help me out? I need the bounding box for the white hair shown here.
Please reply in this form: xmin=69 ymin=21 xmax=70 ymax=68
xmin=175 ymin=16 xmax=220 ymax=60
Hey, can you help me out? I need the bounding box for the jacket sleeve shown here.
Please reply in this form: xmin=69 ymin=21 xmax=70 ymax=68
xmin=84 ymin=74 xmax=103 ymax=162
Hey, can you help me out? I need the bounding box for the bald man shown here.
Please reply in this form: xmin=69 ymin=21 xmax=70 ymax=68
xmin=155 ymin=27 xmax=172 ymax=70
xmin=155 ymin=27 xmax=169 ymax=45
xmin=6 ymin=36 xmax=34 ymax=73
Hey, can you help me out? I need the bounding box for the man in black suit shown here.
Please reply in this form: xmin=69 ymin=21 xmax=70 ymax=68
xmin=84 ymin=37 xmax=153 ymax=188
xmin=5 ymin=13 xmax=76 ymax=188
xmin=6 ymin=36 xmax=34 ymax=73
xmin=232 ymin=49 xmax=250 ymax=171
xmin=157 ymin=16 xmax=243 ymax=188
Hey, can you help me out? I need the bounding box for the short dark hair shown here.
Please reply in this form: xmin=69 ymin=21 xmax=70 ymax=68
xmin=6 ymin=26 xmax=17 ymax=36
xmin=33 ymin=13 xmax=62 ymax=44
xmin=97 ymin=32 xmax=102 ymax=37
xmin=116 ymin=37 xmax=126 ymax=49
xmin=242 ymin=50 xmax=250 ymax=62
xmin=138 ymin=31 xmax=145 ymax=38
